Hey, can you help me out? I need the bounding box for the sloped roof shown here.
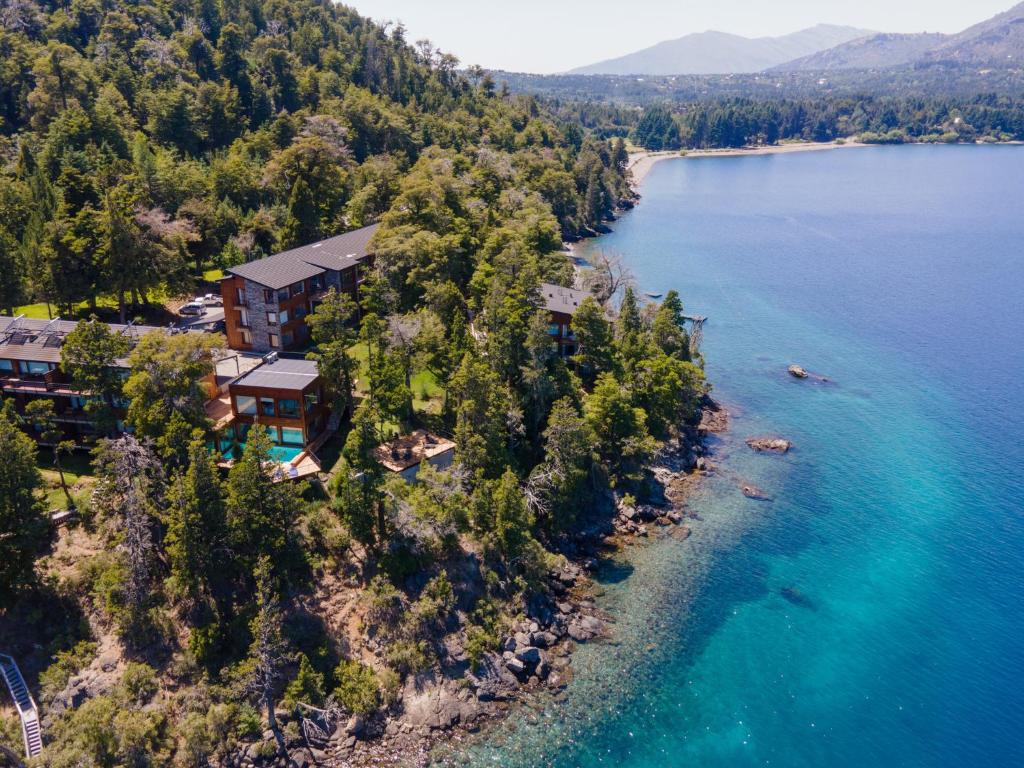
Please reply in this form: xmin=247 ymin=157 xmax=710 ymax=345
xmin=226 ymin=224 xmax=380 ymax=290
xmin=0 ymin=317 xmax=161 ymax=366
xmin=231 ymin=357 xmax=319 ymax=391
xmin=540 ymin=282 xmax=590 ymax=316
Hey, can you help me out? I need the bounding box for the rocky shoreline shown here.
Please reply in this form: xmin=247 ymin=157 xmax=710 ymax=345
xmin=215 ymin=397 xmax=728 ymax=768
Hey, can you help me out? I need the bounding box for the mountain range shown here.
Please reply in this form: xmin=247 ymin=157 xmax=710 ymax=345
xmin=570 ymin=3 xmax=1024 ymax=75
xmin=569 ymin=25 xmax=874 ymax=75
xmin=776 ymin=2 xmax=1024 ymax=71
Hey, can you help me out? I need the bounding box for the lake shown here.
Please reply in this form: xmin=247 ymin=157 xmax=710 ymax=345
xmin=440 ymin=144 xmax=1024 ymax=767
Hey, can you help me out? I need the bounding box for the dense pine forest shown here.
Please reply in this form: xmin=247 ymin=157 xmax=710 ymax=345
xmin=0 ymin=0 xmax=630 ymax=319
xmin=0 ymin=2 xmax=707 ymax=765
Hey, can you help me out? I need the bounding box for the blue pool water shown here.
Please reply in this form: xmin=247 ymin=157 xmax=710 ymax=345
xmin=217 ymin=443 xmax=304 ymax=463
xmin=446 ymin=145 xmax=1024 ymax=767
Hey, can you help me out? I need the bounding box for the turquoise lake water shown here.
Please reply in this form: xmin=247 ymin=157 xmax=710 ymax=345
xmin=443 ymin=145 xmax=1024 ymax=767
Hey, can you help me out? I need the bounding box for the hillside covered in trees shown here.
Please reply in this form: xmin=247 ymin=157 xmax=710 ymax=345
xmin=0 ymin=0 xmax=630 ymax=320
xmin=0 ymin=2 xmax=709 ymax=766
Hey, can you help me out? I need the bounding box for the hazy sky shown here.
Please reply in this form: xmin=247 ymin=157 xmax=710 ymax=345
xmin=345 ymin=0 xmax=1013 ymax=73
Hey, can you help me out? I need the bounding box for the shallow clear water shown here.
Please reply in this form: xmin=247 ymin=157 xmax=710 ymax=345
xmin=443 ymin=145 xmax=1024 ymax=767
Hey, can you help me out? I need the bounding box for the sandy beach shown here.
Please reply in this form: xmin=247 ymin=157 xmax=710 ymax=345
xmin=629 ymin=140 xmax=867 ymax=188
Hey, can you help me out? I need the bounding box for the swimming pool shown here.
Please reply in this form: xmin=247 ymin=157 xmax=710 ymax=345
xmin=215 ymin=443 xmax=304 ymax=463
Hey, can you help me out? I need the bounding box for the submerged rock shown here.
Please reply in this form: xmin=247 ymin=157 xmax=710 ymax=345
xmin=745 ymin=436 xmax=792 ymax=453
xmin=742 ymin=484 xmax=772 ymax=501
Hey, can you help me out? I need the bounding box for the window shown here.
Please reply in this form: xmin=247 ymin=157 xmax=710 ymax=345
xmin=267 ymin=311 xmax=278 ymax=325
xmin=304 ymin=391 xmax=318 ymax=412
xmin=241 ymin=328 xmax=252 ymax=345
xmin=291 ymin=281 xmax=305 ymax=295
xmin=26 ymin=361 xmax=50 ymax=375
xmin=547 ymin=323 xmax=560 ymax=336
xmin=282 ymin=332 xmax=293 ymax=347
xmin=260 ymin=397 xmax=275 ymax=417
xmin=237 ymin=287 xmax=246 ymax=303
xmin=0 ymin=359 xmax=11 ymax=373
xmin=278 ymin=398 xmax=300 ymax=418
xmin=564 ymin=324 xmax=575 ymax=339
xmin=277 ymin=289 xmax=289 ymax=302
xmin=263 ymin=288 xmax=274 ymax=303
xmin=279 ymin=308 xmax=289 ymax=324
xmin=280 ymin=427 xmax=304 ymax=445
xmin=311 ymin=275 xmax=324 ymax=292
xmin=235 ymin=395 xmax=257 ymax=415
xmin=269 ymin=333 xmax=280 ymax=348
xmin=293 ymin=305 xmax=305 ymax=319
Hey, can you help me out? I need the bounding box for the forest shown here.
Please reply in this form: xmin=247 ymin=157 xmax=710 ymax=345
xmin=0 ymin=1 xmax=707 ymax=765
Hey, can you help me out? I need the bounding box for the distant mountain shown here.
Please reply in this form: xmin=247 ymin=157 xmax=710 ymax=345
xmin=773 ymin=32 xmax=948 ymax=71
xmin=569 ymin=24 xmax=875 ymax=75
xmin=921 ymin=1 xmax=1024 ymax=65
xmin=774 ymin=1 xmax=1024 ymax=71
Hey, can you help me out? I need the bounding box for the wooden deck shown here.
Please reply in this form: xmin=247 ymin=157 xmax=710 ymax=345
xmin=204 ymin=394 xmax=235 ymax=431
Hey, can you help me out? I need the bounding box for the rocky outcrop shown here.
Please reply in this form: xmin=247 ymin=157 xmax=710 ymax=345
xmin=745 ymin=436 xmax=792 ymax=453
xmin=788 ymin=364 xmax=809 ymax=378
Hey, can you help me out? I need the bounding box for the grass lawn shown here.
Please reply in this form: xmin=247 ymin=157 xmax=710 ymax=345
xmin=348 ymin=342 xmax=444 ymax=414
xmin=37 ymin=449 xmax=96 ymax=511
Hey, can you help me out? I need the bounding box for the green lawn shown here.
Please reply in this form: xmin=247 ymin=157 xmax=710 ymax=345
xmin=37 ymin=449 xmax=96 ymax=511
xmin=348 ymin=342 xmax=444 ymax=413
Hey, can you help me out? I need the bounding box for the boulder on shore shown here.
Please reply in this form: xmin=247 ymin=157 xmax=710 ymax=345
xmin=788 ymin=364 xmax=809 ymax=379
xmin=745 ymin=436 xmax=792 ymax=453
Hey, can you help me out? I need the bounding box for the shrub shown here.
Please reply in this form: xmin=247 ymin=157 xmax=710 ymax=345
xmin=39 ymin=639 xmax=98 ymax=704
xmin=333 ymin=659 xmax=381 ymax=715
xmin=283 ymin=653 xmax=325 ymax=710
xmin=121 ymin=662 xmax=158 ymax=706
xmin=386 ymin=639 xmax=433 ymax=677
xmin=234 ymin=703 xmax=262 ymax=740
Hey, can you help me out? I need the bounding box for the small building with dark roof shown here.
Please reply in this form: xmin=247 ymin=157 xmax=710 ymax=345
xmin=539 ymin=282 xmax=590 ymax=357
xmin=220 ymin=224 xmax=378 ymax=353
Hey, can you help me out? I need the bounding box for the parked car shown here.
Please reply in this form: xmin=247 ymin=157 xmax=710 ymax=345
xmin=179 ymin=301 xmax=206 ymax=316
xmin=200 ymin=293 xmax=223 ymax=307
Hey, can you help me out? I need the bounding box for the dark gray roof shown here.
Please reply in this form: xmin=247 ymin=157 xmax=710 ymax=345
xmin=231 ymin=357 xmax=320 ymax=391
xmin=226 ymin=224 xmax=379 ymax=290
xmin=540 ymin=282 xmax=589 ymax=316
xmin=0 ymin=316 xmax=161 ymax=366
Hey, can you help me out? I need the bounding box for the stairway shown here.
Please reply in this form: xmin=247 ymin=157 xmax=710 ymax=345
xmin=0 ymin=654 xmax=43 ymax=758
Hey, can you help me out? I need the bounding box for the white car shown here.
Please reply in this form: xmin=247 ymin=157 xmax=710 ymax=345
xmin=200 ymin=293 xmax=223 ymax=307
xmin=179 ymin=301 xmax=206 ymax=316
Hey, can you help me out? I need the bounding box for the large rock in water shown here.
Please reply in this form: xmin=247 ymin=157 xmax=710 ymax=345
xmin=788 ymin=364 xmax=809 ymax=378
xmin=745 ymin=436 xmax=792 ymax=453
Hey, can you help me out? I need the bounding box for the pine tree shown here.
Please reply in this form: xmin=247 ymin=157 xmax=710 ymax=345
xmin=166 ymin=436 xmax=225 ymax=610
xmin=0 ymin=404 xmax=46 ymax=607
xmin=281 ymin=177 xmax=319 ymax=248
xmin=61 ymin=317 xmax=131 ymax=436
xmin=571 ymin=297 xmax=617 ymax=387
xmin=247 ymin=556 xmax=289 ymax=754
xmin=226 ymin=425 xmax=302 ymax=570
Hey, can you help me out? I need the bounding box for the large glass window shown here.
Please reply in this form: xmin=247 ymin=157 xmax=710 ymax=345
xmin=279 ymin=308 xmax=289 ymax=324
xmin=291 ymin=282 xmax=305 ymax=295
xmin=547 ymin=323 xmax=559 ymax=336
xmin=304 ymin=391 xmax=318 ymax=412
xmin=277 ymin=289 xmax=289 ymax=302
xmin=260 ymin=397 xmax=275 ymax=417
xmin=0 ymin=359 xmax=12 ymax=372
xmin=26 ymin=361 xmax=51 ymax=375
xmin=235 ymin=395 xmax=257 ymax=415
xmin=280 ymin=427 xmax=304 ymax=445
xmin=278 ymin=398 xmax=300 ymax=418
